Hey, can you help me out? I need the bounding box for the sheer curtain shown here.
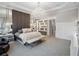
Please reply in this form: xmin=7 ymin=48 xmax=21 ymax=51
xmin=0 ymin=7 xmax=7 ymax=34
xmin=0 ymin=17 xmax=6 ymax=34
xmin=49 ymin=19 xmax=56 ymax=36
xmin=0 ymin=7 xmax=12 ymax=34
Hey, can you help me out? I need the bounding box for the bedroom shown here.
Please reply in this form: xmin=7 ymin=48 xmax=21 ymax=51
xmin=0 ymin=2 xmax=79 ymax=56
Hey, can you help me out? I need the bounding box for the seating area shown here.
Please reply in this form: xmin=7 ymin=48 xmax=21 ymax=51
xmin=0 ymin=38 xmax=10 ymax=56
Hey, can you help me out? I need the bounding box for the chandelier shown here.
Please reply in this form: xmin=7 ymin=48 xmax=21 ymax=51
xmin=31 ymin=2 xmax=46 ymax=20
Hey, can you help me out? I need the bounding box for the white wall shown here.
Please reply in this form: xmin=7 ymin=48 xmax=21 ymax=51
xmin=55 ymin=8 xmax=78 ymax=56
xmin=55 ymin=18 xmax=78 ymax=56
xmin=56 ymin=22 xmax=75 ymax=40
xmin=55 ymin=8 xmax=77 ymax=40
xmin=55 ymin=21 xmax=79 ymax=56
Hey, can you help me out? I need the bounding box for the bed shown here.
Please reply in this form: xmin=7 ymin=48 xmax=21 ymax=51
xmin=15 ymin=28 xmax=44 ymax=46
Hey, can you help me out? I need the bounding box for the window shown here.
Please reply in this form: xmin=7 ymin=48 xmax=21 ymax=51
xmin=0 ymin=7 xmax=7 ymax=33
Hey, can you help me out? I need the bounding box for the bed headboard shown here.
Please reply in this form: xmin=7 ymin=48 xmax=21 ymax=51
xmin=12 ymin=10 xmax=30 ymax=34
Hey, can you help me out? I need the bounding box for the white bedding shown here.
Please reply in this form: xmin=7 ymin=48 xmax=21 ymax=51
xmin=18 ymin=32 xmax=43 ymax=44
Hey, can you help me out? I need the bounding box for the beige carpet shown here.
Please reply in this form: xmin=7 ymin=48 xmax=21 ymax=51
xmin=8 ymin=36 xmax=71 ymax=56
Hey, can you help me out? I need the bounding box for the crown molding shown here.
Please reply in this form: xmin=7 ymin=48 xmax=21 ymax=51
xmin=0 ymin=3 xmax=31 ymax=14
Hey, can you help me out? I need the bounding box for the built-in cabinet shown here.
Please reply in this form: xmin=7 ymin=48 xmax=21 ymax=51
xmin=37 ymin=19 xmax=56 ymax=36
xmin=37 ymin=20 xmax=48 ymax=35
xmin=31 ymin=19 xmax=56 ymax=36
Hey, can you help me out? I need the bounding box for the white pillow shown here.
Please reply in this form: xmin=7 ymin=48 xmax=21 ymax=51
xmin=22 ymin=28 xmax=32 ymax=33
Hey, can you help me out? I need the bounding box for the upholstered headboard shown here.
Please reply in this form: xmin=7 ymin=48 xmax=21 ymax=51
xmin=12 ymin=10 xmax=30 ymax=34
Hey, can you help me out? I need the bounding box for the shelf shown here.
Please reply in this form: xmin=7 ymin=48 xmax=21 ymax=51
xmin=38 ymin=20 xmax=48 ymax=35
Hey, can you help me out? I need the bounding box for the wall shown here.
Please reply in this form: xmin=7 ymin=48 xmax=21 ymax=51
xmin=56 ymin=21 xmax=78 ymax=56
xmin=56 ymin=22 xmax=75 ymax=40
xmin=55 ymin=8 xmax=78 ymax=40
xmin=55 ymin=21 xmax=78 ymax=57
xmin=55 ymin=8 xmax=78 ymax=55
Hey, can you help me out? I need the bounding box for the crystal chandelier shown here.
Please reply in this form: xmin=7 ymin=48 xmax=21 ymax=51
xmin=31 ymin=2 xmax=46 ymax=20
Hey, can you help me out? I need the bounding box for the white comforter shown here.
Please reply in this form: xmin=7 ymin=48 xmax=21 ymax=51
xmin=19 ymin=32 xmax=42 ymax=43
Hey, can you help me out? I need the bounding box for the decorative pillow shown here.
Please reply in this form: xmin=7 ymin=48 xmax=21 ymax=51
xmin=22 ymin=28 xmax=32 ymax=33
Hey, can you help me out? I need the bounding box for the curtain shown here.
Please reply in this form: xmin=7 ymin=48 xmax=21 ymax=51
xmin=0 ymin=7 xmax=7 ymax=34
xmin=49 ymin=19 xmax=56 ymax=36
xmin=0 ymin=17 xmax=6 ymax=33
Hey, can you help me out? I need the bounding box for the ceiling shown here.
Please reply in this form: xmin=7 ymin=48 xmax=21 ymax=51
xmin=12 ymin=2 xmax=67 ymax=11
xmin=0 ymin=2 xmax=78 ymax=13
xmin=0 ymin=2 xmax=79 ymax=22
